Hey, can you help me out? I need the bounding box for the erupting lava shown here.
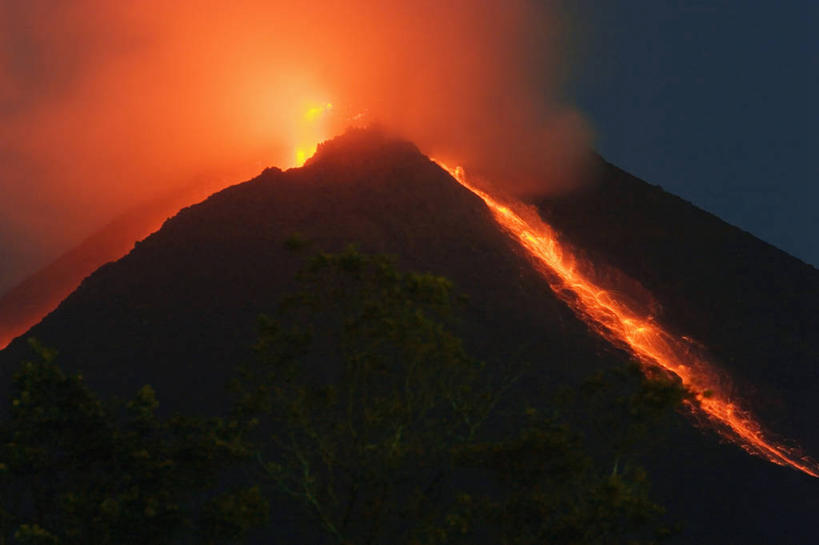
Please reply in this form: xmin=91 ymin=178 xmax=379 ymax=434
xmin=294 ymin=102 xmax=334 ymax=167
xmin=436 ymin=161 xmax=819 ymax=478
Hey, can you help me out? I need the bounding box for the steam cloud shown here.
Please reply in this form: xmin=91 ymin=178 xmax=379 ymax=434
xmin=0 ymin=0 xmax=590 ymax=292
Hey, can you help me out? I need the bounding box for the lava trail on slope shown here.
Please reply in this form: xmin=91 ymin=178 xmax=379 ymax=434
xmin=437 ymin=161 xmax=819 ymax=478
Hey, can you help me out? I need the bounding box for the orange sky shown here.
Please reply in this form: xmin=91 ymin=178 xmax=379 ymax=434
xmin=0 ymin=0 xmax=589 ymax=292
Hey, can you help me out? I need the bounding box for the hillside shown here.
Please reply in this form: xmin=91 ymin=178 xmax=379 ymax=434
xmin=537 ymin=157 xmax=819 ymax=452
xmin=1 ymin=129 xmax=818 ymax=542
xmin=0 ymin=178 xmax=227 ymax=349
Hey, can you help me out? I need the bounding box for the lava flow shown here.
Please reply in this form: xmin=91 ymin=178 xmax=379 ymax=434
xmin=437 ymin=162 xmax=819 ymax=478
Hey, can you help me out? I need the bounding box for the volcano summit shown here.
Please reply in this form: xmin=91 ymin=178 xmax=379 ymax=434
xmin=1 ymin=129 xmax=818 ymax=543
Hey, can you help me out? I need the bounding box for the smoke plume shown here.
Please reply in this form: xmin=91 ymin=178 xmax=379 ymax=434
xmin=0 ymin=0 xmax=590 ymax=291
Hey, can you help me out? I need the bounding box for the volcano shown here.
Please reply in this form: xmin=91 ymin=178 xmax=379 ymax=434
xmin=1 ymin=129 xmax=818 ymax=542
xmin=0 ymin=178 xmax=227 ymax=351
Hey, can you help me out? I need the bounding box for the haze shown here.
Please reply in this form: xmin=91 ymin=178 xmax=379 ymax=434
xmin=0 ymin=0 xmax=589 ymax=293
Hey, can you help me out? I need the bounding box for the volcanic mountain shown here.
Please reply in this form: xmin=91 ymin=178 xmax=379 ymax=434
xmin=0 ymin=175 xmax=237 ymax=350
xmin=1 ymin=129 xmax=818 ymax=542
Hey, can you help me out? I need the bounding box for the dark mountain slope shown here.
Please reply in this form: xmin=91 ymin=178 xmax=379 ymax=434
xmin=1 ymin=129 xmax=818 ymax=542
xmin=0 ymin=130 xmax=595 ymax=415
xmin=538 ymin=156 xmax=819 ymax=451
xmin=0 ymin=177 xmax=227 ymax=350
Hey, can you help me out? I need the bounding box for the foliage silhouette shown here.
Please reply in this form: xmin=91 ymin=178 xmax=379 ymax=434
xmin=231 ymin=246 xmax=683 ymax=544
xmin=0 ymin=340 xmax=263 ymax=545
xmin=0 ymin=247 xmax=683 ymax=544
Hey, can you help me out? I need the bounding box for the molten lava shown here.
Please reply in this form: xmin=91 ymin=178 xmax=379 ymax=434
xmin=437 ymin=162 xmax=819 ymax=478
xmin=293 ymin=102 xmax=334 ymax=167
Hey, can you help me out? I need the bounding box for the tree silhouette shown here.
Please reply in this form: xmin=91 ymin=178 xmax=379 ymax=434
xmin=232 ymin=246 xmax=683 ymax=544
xmin=0 ymin=247 xmax=684 ymax=544
xmin=0 ymin=340 xmax=264 ymax=545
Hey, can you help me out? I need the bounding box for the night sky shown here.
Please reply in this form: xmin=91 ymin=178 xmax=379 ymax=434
xmin=569 ymin=0 xmax=819 ymax=267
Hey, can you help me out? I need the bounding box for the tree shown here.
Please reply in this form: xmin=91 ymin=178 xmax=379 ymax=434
xmin=232 ymin=246 xmax=684 ymax=544
xmin=0 ymin=246 xmax=685 ymax=544
xmin=0 ymin=340 xmax=266 ymax=545
xmin=439 ymin=366 xmax=686 ymax=545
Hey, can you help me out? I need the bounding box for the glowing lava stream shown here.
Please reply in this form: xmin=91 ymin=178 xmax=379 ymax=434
xmin=436 ymin=162 xmax=819 ymax=478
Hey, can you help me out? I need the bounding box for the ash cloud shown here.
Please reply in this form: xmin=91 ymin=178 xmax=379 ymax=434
xmin=0 ymin=0 xmax=590 ymax=291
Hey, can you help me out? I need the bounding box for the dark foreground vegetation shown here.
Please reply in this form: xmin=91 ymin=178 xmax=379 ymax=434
xmin=0 ymin=248 xmax=684 ymax=544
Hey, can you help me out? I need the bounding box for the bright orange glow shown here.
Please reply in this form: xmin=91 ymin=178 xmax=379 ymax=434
xmin=2 ymin=0 xmax=589 ymax=334
xmin=437 ymin=161 xmax=819 ymax=478
xmin=304 ymin=103 xmax=333 ymax=121
xmin=293 ymin=102 xmax=334 ymax=167
xmin=295 ymin=146 xmax=315 ymax=167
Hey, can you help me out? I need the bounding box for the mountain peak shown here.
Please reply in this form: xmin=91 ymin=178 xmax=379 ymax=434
xmin=304 ymin=126 xmax=423 ymax=171
xmin=2 ymin=129 xmax=819 ymax=541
